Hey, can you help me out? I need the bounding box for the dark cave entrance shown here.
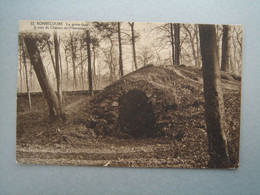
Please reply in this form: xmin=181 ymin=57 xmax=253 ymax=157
xmin=118 ymin=89 xmax=156 ymax=137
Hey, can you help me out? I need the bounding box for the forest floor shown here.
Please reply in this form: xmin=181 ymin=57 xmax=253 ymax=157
xmin=17 ymin=94 xmax=207 ymax=168
xmin=16 ymin=65 xmax=241 ymax=168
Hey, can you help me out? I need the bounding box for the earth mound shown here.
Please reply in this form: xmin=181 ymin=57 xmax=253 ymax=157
xmin=84 ymin=65 xmax=208 ymax=137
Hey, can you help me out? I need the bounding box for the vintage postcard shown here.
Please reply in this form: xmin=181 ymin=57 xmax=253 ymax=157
xmin=16 ymin=20 xmax=242 ymax=168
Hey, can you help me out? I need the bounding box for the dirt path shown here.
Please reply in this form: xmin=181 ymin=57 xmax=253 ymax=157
xmin=16 ymin=137 xmax=208 ymax=168
xmin=65 ymin=97 xmax=86 ymax=114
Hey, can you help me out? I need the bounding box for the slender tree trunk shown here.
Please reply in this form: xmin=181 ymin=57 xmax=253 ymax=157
xmin=199 ymin=24 xmax=230 ymax=168
xmin=86 ymin=30 xmax=93 ymax=96
xmin=19 ymin=43 xmax=23 ymax=92
xmin=96 ymin=58 xmax=101 ymax=89
xmin=70 ymin=33 xmax=77 ymax=90
xmin=54 ymin=32 xmax=66 ymax=120
xmin=22 ymin=42 xmax=32 ymax=111
xmin=24 ymin=36 xmax=66 ymax=120
xmin=109 ymin=39 xmax=115 ymax=82
xmin=30 ymin=62 xmax=33 ymax=92
xmin=215 ymin=25 xmax=222 ymax=68
xmin=170 ymin=23 xmax=175 ymax=66
xmin=47 ymin=40 xmax=56 ymax=71
xmin=232 ymin=32 xmax=238 ymax=74
xmin=229 ymin=53 xmax=235 ymax=73
xmin=221 ymin=25 xmax=231 ymax=71
xmin=58 ymin=37 xmax=63 ymax=94
xmin=183 ymin=24 xmax=198 ymax=67
xmin=174 ymin=23 xmax=180 ymax=65
xmin=194 ymin=24 xmax=201 ymax=68
xmin=228 ymin=28 xmax=236 ymax=74
xmin=64 ymin=49 xmax=69 ymax=87
xmin=48 ymin=36 xmax=63 ymax=97
xmin=80 ymin=40 xmax=84 ymax=90
xmin=92 ymin=46 xmax=97 ymax=89
xmin=118 ymin=22 xmax=124 ymax=77
xmin=129 ymin=22 xmax=138 ymax=70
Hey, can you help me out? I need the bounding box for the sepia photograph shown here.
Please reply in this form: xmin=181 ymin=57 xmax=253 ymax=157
xmin=16 ymin=20 xmax=242 ymax=168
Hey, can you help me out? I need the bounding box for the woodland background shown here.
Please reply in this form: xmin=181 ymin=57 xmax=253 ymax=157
xmin=17 ymin=22 xmax=242 ymax=96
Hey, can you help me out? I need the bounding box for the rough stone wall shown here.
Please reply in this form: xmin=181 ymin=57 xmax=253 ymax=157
xmin=85 ymin=65 xmax=204 ymax=137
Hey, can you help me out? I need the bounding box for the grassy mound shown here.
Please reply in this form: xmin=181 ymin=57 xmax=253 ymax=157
xmin=86 ymin=65 xmax=205 ymax=137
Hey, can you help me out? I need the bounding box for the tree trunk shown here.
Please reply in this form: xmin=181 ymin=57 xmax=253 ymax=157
xmin=199 ymin=24 xmax=230 ymax=168
xmin=19 ymin=43 xmax=23 ymax=92
xmin=232 ymin=31 xmax=238 ymax=74
xmin=30 ymin=62 xmax=33 ymax=92
xmin=64 ymin=49 xmax=69 ymax=87
xmin=129 ymin=22 xmax=138 ymax=70
xmin=80 ymin=39 xmax=84 ymax=90
xmin=215 ymin=25 xmax=222 ymax=68
xmin=183 ymin=24 xmax=198 ymax=67
xmin=118 ymin=22 xmax=124 ymax=77
xmin=194 ymin=24 xmax=201 ymax=68
xmin=97 ymin=57 xmax=101 ymax=89
xmin=174 ymin=23 xmax=180 ymax=65
xmin=22 ymin=42 xmax=32 ymax=111
xmin=92 ymin=46 xmax=97 ymax=89
xmin=47 ymin=39 xmax=56 ymax=72
xmin=58 ymin=36 xmax=63 ymax=97
xmin=86 ymin=30 xmax=93 ymax=96
xmin=70 ymin=33 xmax=77 ymax=90
xmin=109 ymin=39 xmax=115 ymax=82
xmin=23 ymin=35 xmax=66 ymax=120
xmin=221 ymin=25 xmax=231 ymax=71
xmin=54 ymin=32 xmax=66 ymax=119
xmin=170 ymin=23 xmax=175 ymax=66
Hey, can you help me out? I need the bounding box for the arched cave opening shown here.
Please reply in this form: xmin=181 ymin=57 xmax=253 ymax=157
xmin=118 ymin=89 xmax=156 ymax=137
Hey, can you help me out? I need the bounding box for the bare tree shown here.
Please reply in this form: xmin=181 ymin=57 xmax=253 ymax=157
xmin=221 ymin=25 xmax=231 ymax=72
xmin=138 ymin=46 xmax=154 ymax=66
xmin=199 ymin=24 xmax=230 ymax=168
xmin=151 ymin=23 xmax=175 ymax=65
xmin=118 ymin=22 xmax=124 ymax=77
xmin=86 ymin=30 xmax=93 ymax=96
xmin=182 ymin=24 xmax=201 ymax=68
xmin=215 ymin=25 xmax=223 ymax=68
xmin=91 ymin=37 xmax=99 ymax=89
xmin=232 ymin=25 xmax=243 ymax=74
xmin=102 ymin=46 xmax=117 ymax=83
xmin=23 ymin=34 xmax=66 ymax=120
xmin=18 ymin=38 xmax=23 ymax=92
xmin=194 ymin=24 xmax=201 ymax=67
xmin=174 ymin=23 xmax=180 ymax=65
xmin=59 ymin=39 xmax=70 ymax=89
xmin=46 ymin=38 xmax=56 ymax=72
xmin=94 ymin=22 xmax=118 ymax=82
xmin=54 ymin=31 xmax=65 ymax=116
xmin=70 ymin=32 xmax=77 ymax=90
xmin=79 ymin=34 xmax=85 ymax=90
xmin=57 ymin=36 xmax=66 ymax=103
xmin=170 ymin=23 xmax=175 ymax=65
xmin=128 ymin=22 xmax=138 ymax=70
xmin=21 ymin=39 xmax=32 ymax=111
xmin=29 ymin=62 xmax=33 ymax=92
